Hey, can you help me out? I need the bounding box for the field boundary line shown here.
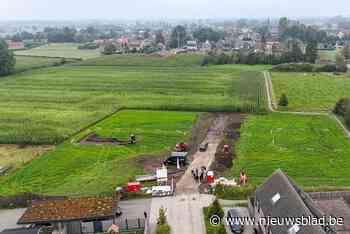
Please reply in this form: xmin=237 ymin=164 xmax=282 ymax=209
xmin=68 ymin=107 xmax=123 ymax=144
xmin=263 ymin=71 xmax=350 ymax=138
xmin=331 ymin=114 xmax=350 ymax=138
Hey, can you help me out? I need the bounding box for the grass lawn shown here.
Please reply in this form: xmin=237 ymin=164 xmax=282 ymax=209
xmin=318 ymin=50 xmax=337 ymax=62
xmin=233 ymin=113 xmax=350 ymax=188
xmin=0 ymin=110 xmax=196 ymax=196
xmin=15 ymin=43 xmax=101 ymax=59
xmin=271 ymin=72 xmax=350 ymax=112
xmin=0 ymin=55 xmax=268 ymax=144
xmin=0 ymin=145 xmax=53 ymax=170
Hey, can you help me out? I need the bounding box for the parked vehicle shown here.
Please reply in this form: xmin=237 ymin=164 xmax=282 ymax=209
xmin=227 ymin=208 xmax=244 ymax=234
xmin=163 ymin=152 xmax=188 ymax=166
xmin=199 ymin=142 xmax=209 ymax=152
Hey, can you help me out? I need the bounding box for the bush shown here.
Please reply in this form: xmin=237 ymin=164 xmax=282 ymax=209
xmin=345 ymin=109 xmax=350 ymax=129
xmin=156 ymin=207 xmax=171 ymax=234
xmin=156 ymin=224 xmax=171 ymax=234
xmin=214 ymin=184 xmax=256 ymax=200
xmin=278 ymin=93 xmax=289 ymax=107
xmin=78 ymin=43 xmax=99 ymax=50
xmin=208 ymin=199 xmax=224 ymax=219
xmin=333 ymin=98 xmax=350 ymax=117
xmin=102 ymin=43 xmax=117 ymax=55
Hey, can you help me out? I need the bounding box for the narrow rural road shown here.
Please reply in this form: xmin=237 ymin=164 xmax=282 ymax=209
xmin=176 ymin=114 xmax=228 ymax=194
xmin=263 ymin=71 xmax=350 ymax=138
xmin=148 ymin=115 xmax=228 ymax=234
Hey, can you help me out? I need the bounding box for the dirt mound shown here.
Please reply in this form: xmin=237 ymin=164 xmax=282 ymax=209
xmin=80 ymin=133 xmax=131 ymax=145
xmin=210 ymin=114 xmax=246 ymax=175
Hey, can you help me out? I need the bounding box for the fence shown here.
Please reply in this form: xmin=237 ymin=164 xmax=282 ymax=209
xmin=309 ymin=191 xmax=350 ymax=200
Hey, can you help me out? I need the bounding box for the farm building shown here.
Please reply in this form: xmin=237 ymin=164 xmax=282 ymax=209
xmin=248 ymin=169 xmax=336 ymax=234
xmin=6 ymin=40 xmax=25 ymax=50
xmin=17 ymin=197 xmax=121 ymax=234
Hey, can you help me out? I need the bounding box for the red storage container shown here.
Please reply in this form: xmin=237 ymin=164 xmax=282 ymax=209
xmin=127 ymin=182 xmax=141 ymax=192
xmin=207 ymin=171 xmax=214 ymax=184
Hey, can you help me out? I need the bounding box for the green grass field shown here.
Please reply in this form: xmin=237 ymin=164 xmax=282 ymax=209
xmin=15 ymin=43 xmax=101 ymax=59
xmin=271 ymin=72 xmax=350 ymax=112
xmin=14 ymin=56 xmax=65 ymax=72
xmin=0 ymin=55 xmax=268 ymax=144
xmin=0 ymin=110 xmax=196 ymax=196
xmin=234 ymin=113 xmax=350 ymax=188
xmin=318 ymin=50 xmax=337 ymax=62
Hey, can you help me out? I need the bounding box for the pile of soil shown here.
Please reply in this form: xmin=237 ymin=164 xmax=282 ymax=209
xmin=210 ymin=114 xmax=246 ymax=176
xmin=80 ymin=133 xmax=130 ymax=145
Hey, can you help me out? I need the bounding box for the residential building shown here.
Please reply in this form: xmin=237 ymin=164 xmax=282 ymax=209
xmin=248 ymin=169 xmax=336 ymax=234
xmin=17 ymin=197 xmax=121 ymax=234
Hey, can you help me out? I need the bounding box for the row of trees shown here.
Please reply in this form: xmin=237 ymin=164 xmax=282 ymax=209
xmin=278 ymin=17 xmax=336 ymax=44
xmin=0 ymin=39 xmax=16 ymax=77
xmin=169 ymin=25 xmax=224 ymax=49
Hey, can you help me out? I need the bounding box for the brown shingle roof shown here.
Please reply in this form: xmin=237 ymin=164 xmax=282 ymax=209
xmin=18 ymin=197 xmax=117 ymax=224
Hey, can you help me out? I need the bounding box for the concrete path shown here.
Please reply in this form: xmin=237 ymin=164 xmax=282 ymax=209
xmin=263 ymin=71 xmax=350 ymax=138
xmin=149 ymin=194 xmax=215 ymax=234
xmin=0 ymin=208 xmax=26 ymax=232
xmin=176 ymin=115 xmax=228 ymax=194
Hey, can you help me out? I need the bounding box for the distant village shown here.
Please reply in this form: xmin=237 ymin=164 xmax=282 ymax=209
xmin=1 ymin=17 xmax=350 ymax=66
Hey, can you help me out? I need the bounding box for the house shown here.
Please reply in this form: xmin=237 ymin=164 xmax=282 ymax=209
xmin=248 ymin=169 xmax=336 ymax=234
xmin=17 ymin=197 xmax=121 ymax=234
xmin=184 ymin=40 xmax=198 ymax=51
xmin=6 ymin=40 xmax=25 ymax=50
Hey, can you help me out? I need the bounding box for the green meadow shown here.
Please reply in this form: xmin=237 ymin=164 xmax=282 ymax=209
xmin=0 ymin=55 xmax=268 ymax=144
xmin=271 ymin=72 xmax=350 ymax=112
xmin=234 ymin=113 xmax=350 ymax=188
xmin=0 ymin=110 xmax=196 ymax=196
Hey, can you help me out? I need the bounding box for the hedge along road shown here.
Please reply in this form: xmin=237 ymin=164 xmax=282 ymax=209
xmin=263 ymin=71 xmax=350 ymax=138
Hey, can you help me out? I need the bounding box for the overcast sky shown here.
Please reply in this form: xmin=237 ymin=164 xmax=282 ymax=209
xmin=1 ymin=0 xmax=349 ymax=20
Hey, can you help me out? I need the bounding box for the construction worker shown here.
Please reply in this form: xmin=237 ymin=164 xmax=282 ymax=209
xmin=129 ymin=134 xmax=136 ymax=144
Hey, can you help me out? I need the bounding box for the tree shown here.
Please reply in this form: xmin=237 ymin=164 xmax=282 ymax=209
xmin=336 ymin=53 xmax=348 ymax=72
xmin=102 ymin=43 xmax=116 ymax=55
xmin=169 ymin=25 xmax=187 ymax=49
xmin=333 ymin=98 xmax=350 ymax=116
xmin=342 ymin=44 xmax=350 ymax=60
xmin=279 ymin=94 xmax=289 ymax=107
xmin=305 ymin=40 xmax=318 ymax=63
xmin=0 ymin=39 xmax=16 ymax=77
xmin=155 ymin=30 xmax=165 ymax=45
xmin=193 ymin=27 xmax=224 ymax=43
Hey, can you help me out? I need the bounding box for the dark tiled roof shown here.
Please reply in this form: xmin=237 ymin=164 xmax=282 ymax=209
xmin=254 ymin=169 xmax=326 ymax=234
xmin=0 ymin=228 xmax=39 ymax=234
xmin=18 ymin=197 xmax=117 ymax=224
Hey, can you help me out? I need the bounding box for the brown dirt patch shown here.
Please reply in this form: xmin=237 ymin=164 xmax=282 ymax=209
xmin=210 ymin=114 xmax=246 ymax=175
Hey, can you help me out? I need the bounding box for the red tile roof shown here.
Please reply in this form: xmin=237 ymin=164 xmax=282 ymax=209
xmin=18 ymin=197 xmax=117 ymax=224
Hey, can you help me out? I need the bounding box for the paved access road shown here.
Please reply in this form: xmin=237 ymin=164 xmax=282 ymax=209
xmin=149 ymin=194 xmax=215 ymax=234
xmin=149 ymin=115 xmax=228 ymax=234
xmin=0 ymin=208 xmax=26 ymax=232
